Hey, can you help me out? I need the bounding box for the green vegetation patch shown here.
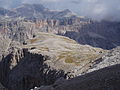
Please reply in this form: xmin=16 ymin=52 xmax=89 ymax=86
xmin=30 ymin=38 xmax=38 ymax=43
xmin=58 ymin=51 xmax=99 ymax=66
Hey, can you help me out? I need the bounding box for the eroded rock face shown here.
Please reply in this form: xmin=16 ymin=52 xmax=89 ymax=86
xmin=0 ymin=34 xmax=11 ymax=61
xmin=24 ymin=32 xmax=104 ymax=76
xmin=0 ymin=4 xmax=76 ymax=20
xmin=0 ymin=48 xmax=66 ymax=90
xmin=0 ymin=32 xmax=104 ymax=90
xmin=33 ymin=64 xmax=120 ymax=90
xmin=0 ymin=4 xmax=120 ymax=90
xmin=0 ymin=83 xmax=5 ymax=90
xmin=0 ymin=15 xmax=89 ymax=44
xmin=87 ymin=46 xmax=120 ymax=73
xmin=64 ymin=21 xmax=120 ymax=49
xmin=31 ymin=46 xmax=120 ymax=90
xmin=1 ymin=4 xmax=120 ymax=50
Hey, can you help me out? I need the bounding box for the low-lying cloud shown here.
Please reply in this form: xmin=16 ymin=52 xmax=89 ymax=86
xmin=0 ymin=0 xmax=120 ymax=21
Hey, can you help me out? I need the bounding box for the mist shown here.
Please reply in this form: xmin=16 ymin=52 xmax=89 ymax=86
xmin=0 ymin=0 xmax=120 ymax=21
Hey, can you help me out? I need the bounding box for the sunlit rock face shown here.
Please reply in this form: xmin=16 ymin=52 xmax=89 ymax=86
xmin=1 ymin=4 xmax=120 ymax=50
xmin=0 ymin=32 xmax=103 ymax=90
xmin=32 ymin=46 xmax=120 ymax=90
xmin=0 ymin=3 xmax=120 ymax=90
xmin=87 ymin=46 xmax=120 ymax=73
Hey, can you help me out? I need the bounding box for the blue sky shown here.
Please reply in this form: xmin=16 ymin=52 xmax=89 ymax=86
xmin=0 ymin=0 xmax=120 ymax=21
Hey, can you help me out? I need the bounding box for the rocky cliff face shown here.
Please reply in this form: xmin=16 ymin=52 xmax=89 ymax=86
xmin=0 ymin=48 xmax=66 ymax=90
xmin=0 ymin=3 xmax=120 ymax=90
xmin=64 ymin=21 xmax=120 ymax=49
xmin=32 ymin=46 xmax=120 ymax=90
xmin=0 ymin=33 xmax=11 ymax=61
xmin=1 ymin=13 xmax=120 ymax=50
xmin=34 ymin=64 xmax=120 ymax=90
xmin=0 ymin=4 xmax=76 ymax=20
xmin=0 ymin=83 xmax=5 ymax=90
xmin=1 ymin=4 xmax=120 ymax=50
xmin=87 ymin=46 xmax=120 ymax=73
xmin=0 ymin=32 xmax=104 ymax=90
xmin=0 ymin=13 xmax=90 ymax=44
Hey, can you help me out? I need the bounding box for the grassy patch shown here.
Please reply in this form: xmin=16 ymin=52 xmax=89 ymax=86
xmin=38 ymin=47 xmax=49 ymax=51
xmin=65 ymin=56 xmax=74 ymax=63
xmin=60 ymin=36 xmax=77 ymax=44
xmin=58 ymin=51 xmax=99 ymax=65
xmin=30 ymin=38 xmax=38 ymax=43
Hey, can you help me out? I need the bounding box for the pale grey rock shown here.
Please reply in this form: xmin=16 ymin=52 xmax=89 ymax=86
xmin=87 ymin=46 xmax=120 ymax=73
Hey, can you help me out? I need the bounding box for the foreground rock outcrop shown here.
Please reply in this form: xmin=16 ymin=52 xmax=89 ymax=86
xmin=0 ymin=32 xmax=104 ymax=90
xmin=34 ymin=64 xmax=120 ymax=90
xmin=24 ymin=32 xmax=104 ymax=76
xmin=0 ymin=83 xmax=5 ymax=90
xmin=0 ymin=48 xmax=66 ymax=90
xmin=87 ymin=46 xmax=120 ymax=73
xmin=0 ymin=3 xmax=120 ymax=90
xmin=32 ymin=46 xmax=120 ymax=90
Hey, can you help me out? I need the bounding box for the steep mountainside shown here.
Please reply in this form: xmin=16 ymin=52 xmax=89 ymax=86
xmin=0 ymin=32 xmax=104 ymax=90
xmin=34 ymin=64 xmax=120 ymax=90
xmin=0 ymin=4 xmax=76 ymax=20
xmin=0 ymin=83 xmax=5 ymax=90
xmin=1 ymin=4 xmax=120 ymax=49
xmin=0 ymin=3 xmax=120 ymax=90
xmin=64 ymin=21 xmax=120 ymax=49
xmin=32 ymin=46 xmax=120 ymax=90
xmin=87 ymin=46 xmax=120 ymax=73
xmin=24 ymin=32 xmax=104 ymax=75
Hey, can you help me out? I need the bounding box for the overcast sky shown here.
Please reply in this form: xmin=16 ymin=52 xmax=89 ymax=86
xmin=0 ymin=0 xmax=120 ymax=21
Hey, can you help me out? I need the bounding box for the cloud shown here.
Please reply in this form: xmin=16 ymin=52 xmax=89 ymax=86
xmin=42 ymin=0 xmax=61 ymax=2
xmin=70 ymin=0 xmax=120 ymax=21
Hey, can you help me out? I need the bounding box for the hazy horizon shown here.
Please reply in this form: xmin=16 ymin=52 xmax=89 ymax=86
xmin=0 ymin=0 xmax=120 ymax=21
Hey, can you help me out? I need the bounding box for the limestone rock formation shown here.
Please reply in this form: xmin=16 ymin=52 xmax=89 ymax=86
xmin=0 ymin=32 xmax=104 ymax=90
xmin=87 ymin=46 xmax=120 ymax=73
xmin=0 ymin=4 xmax=76 ymax=20
xmin=24 ymin=32 xmax=104 ymax=76
xmin=0 ymin=33 xmax=11 ymax=61
xmin=0 ymin=48 xmax=66 ymax=90
xmin=32 ymin=46 xmax=120 ymax=90
xmin=1 ymin=4 xmax=120 ymax=50
xmin=34 ymin=64 xmax=120 ymax=90
xmin=64 ymin=21 xmax=120 ymax=49
xmin=0 ymin=3 xmax=120 ymax=90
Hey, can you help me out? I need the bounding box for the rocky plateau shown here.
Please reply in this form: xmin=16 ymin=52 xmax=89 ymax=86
xmin=0 ymin=3 xmax=120 ymax=90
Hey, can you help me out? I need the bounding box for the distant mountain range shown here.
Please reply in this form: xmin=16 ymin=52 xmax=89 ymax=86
xmin=0 ymin=3 xmax=120 ymax=90
xmin=0 ymin=4 xmax=77 ymax=20
xmin=1 ymin=4 xmax=120 ymax=49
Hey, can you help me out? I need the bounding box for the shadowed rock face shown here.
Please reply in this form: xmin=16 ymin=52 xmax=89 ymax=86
xmin=23 ymin=32 xmax=103 ymax=76
xmin=33 ymin=64 xmax=120 ymax=90
xmin=0 ymin=32 xmax=104 ymax=90
xmin=64 ymin=21 xmax=120 ymax=49
xmin=0 ymin=3 xmax=120 ymax=90
xmin=32 ymin=46 xmax=120 ymax=90
xmin=0 ymin=83 xmax=5 ymax=90
xmin=0 ymin=49 xmax=66 ymax=90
